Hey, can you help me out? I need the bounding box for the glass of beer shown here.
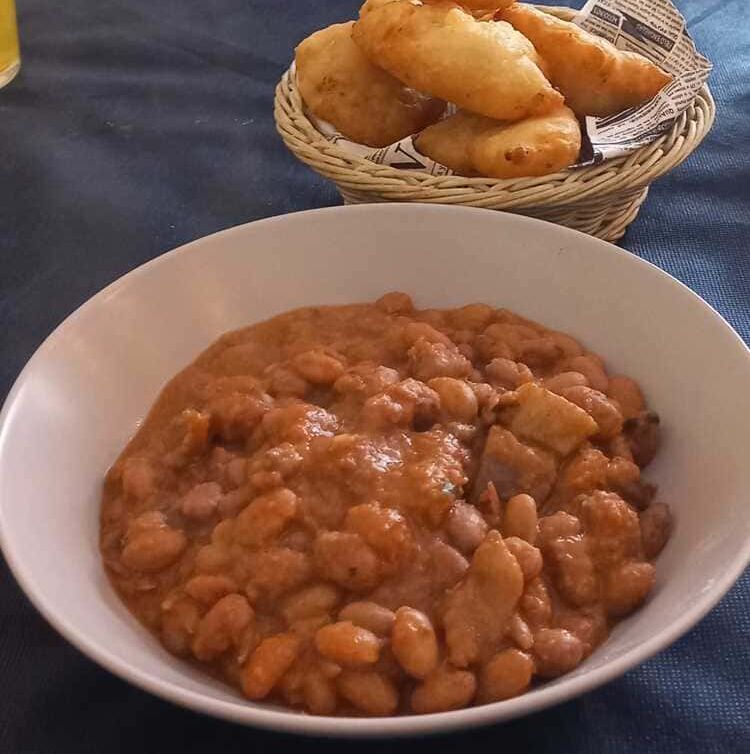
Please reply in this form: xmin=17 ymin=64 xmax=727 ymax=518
xmin=0 ymin=0 xmax=20 ymax=89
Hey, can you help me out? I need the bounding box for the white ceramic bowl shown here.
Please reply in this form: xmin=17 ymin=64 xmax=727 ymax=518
xmin=1 ymin=205 xmax=749 ymax=737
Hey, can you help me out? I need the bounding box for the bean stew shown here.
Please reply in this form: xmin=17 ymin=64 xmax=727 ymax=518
xmin=100 ymin=293 xmax=672 ymax=716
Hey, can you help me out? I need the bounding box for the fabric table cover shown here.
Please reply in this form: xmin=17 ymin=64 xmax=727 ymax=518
xmin=0 ymin=1 xmax=748 ymax=751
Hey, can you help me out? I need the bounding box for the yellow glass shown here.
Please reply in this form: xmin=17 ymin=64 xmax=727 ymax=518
xmin=0 ymin=0 xmax=20 ymax=88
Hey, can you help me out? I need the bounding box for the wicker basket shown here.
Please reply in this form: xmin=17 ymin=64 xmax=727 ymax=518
xmin=275 ymin=7 xmax=715 ymax=241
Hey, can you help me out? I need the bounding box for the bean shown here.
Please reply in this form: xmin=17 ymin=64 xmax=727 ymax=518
xmin=277 ymin=657 xmax=306 ymax=706
xmin=287 ymin=614 xmax=330 ymax=640
xmin=640 ymin=502 xmax=673 ymax=559
xmin=410 ymin=665 xmax=477 ymax=714
xmin=461 ymin=344 xmax=478 ymax=364
xmin=209 ymin=391 xmax=273 ymax=441
xmin=337 ymin=670 xmax=399 ymax=716
xmin=211 ymin=519 xmax=235 ymax=544
xmin=550 ymin=448 xmax=609 ymax=511
xmin=241 ymin=633 xmax=301 ymax=700
xmin=579 ymin=491 xmax=641 ymax=569
xmin=603 ymin=561 xmax=655 ymax=616
xmin=314 ymin=621 xmax=381 ymax=667
xmin=391 ymin=607 xmax=439 ymax=679
xmin=217 ymin=487 xmax=251 ymax=519
xmin=504 ymin=537 xmax=543 ymax=582
xmin=248 ymin=470 xmax=284 ymax=492
xmin=403 ymin=321 xmax=452 ymax=346
xmin=607 ymin=458 xmax=656 ymax=510
xmin=181 ymin=482 xmax=222 ymax=521
xmin=184 ymin=574 xmax=238 ymax=606
xmin=555 ymin=607 xmax=607 ymax=657
xmin=508 ymin=613 xmax=534 ymax=651
xmin=192 ymin=594 xmax=254 ymax=662
xmin=548 ymin=331 xmax=583 ymax=358
xmin=485 ymin=322 xmax=539 ymax=349
xmin=254 ymin=612 xmax=285 ymax=637
xmin=469 ymin=381 xmax=499 ymax=411
xmin=478 ymin=648 xmax=534 ymax=702
xmin=303 ymin=670 xmax=338 ymax=715
xmin=226 ymin=457 xmax=248 ymax=488
xmin=246 ymin=547 xmax=312 ymax=598
xmin=292 ymin=349 xmax=345 ymax=385
xmin=318 ymin=659 xmax=343 ymax=679
xmin=428 ymin=377 xmax=478 ymax=422
xmin=334 ymin=363 xmax=400 ymax=397
xmin=485 ymin=357 xmax=534 ymax=389
xmin=281 ymin=584 xmax=340 ymax=623
xmin=262 ymin=442 xmax=304 ymax=478
xmin=516 ymin=337 xmax=561 ymax=368
xmin=560 ymin=356 xmax=608 ymax=393
xmin=233 ymin=488 xmax=298 ymax=547
xmin=338 ymin=602 xmax=396 ymax=636
xmin=533 ymin=628 xmax=584 ymax=678
xmin=261 ymin=403 xmax=338 ymax=446
xmin=504 ymin=494 xmax=538 ymax=543
xmin=344 ymin=502 xmax=412 ymax=568
xmin=451 ymin=303 xmax=494 ymax=331
xmin=376 ymin=291 xmax=413 ymax=314
xmin=538 ymin=511 xmax=581 ymax=541
xmin=408 ymin=338 xmax=472 ymax=381
xmin=561 ymin=385 xmax=623 ymax=439
xmin=608 ymin=433 xmax=635 ymax=462
xmin=606 ymin=457 xmax=641 ymax=489
xmin=121 ymin=457 xmax=158 ymax=501
xmin=280 ymin=527 xmax=313 ymax=553
xmin=121 ymin=526 xmax=187 ymax=573
xmin=361 ymin=393 xmax=410 ymax=429
xmin=194 ymin=543 xmax=231 ymax=574
xmin=543 ymin=535 xmax=599 ymax=606
xmin=161 ymin=598 xmax=200 ymax=656
xmin=313 ymin=531 xmax=382 ymax=592
xmin=445 ymin=422 xmax=479 ymax=443
xmin=428 ymin=540 xmax=470 ymax=589
xmin=265 ymin=363 xmax=309 ymax=397
xmin=475 ymin=335 xmax=513 ymax=362
xmin=520 ymin=577 xmax=552 ymax=628
xmin=544 ymin=371 xmax=588 ymax=394
xmin=445 ymin=502 xmax=489 ymax=554
xmin=607 ymin=375 xmax=645 ymax=420
xmin=385 ymin=379 xmax=441 ymax=428
xmin=623 ymin=411 xmax=661 ymax=468
xmin=126 ymin=510 xmax=166 ymax=538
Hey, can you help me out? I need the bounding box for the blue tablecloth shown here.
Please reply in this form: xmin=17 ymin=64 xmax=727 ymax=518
xmin=1 ymin=1 xmax=748 ymax=751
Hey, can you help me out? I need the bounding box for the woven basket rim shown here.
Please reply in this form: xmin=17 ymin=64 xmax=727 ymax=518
xmin=275 ymin=5 xmax=715 ymax=206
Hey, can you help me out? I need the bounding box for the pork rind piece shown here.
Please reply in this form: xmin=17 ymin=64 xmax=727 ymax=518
xmin=441 ymin=531 xmax=524 ymax=666
xmin=473 ymin=425 xmax=557 ymax=502
xmin=508 ymin=383 xmax=598 ymax=456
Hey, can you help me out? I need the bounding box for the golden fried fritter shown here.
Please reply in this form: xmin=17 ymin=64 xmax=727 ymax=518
xmin=415 ymin=106 xmax=581 ymax=178
xmin=295 ymin=21 xmax=444 ymax=147
xmin=414 ymin=112 xmax=485 ymax=175
xmin=500 ymin=4 xmax=672 ymax=117
xmin=353 ymin=1 xmax=562 ymax=122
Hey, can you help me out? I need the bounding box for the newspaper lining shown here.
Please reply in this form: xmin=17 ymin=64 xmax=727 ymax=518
xmin=302 ymin=0 xmax=712 ymax=173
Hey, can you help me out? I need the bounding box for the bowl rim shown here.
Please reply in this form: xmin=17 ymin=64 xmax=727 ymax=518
xmin=1 ymin=205 xmax=749 ymax=738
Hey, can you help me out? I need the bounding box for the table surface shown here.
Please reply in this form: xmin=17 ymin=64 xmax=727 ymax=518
xmin=1 ymin=0 xmax=748 ymax=751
